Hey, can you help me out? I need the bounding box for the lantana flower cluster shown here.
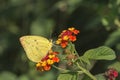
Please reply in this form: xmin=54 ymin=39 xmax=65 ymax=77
xmin=56 ymin=27 xmax=80 ymax=48
xmin=105 ymin=68 xmax=118 ymax=80
xmin=36 ymin=50 xmax=59 ymax=71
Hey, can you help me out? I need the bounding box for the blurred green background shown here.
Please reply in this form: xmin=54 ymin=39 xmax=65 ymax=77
xmin=0 ymin=0 xmax=120 ymax=80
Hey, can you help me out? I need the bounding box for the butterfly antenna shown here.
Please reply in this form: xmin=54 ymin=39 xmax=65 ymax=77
xmin=52 ymin=41 xmax=58 ymax=47
xmin=52 ymin=41 xmax=62 ymax=50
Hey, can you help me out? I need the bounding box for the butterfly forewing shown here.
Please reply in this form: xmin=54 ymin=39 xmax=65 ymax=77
xmin=20 ymin=36 xmax=52 ymax=62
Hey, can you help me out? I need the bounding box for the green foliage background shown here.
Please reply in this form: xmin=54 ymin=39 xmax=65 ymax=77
xmin=0 ymin=0 xmax=120 ymax=80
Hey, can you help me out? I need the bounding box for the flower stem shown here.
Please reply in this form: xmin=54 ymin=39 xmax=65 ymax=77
xmin=76 ymin=62 xmax=97 ymax=80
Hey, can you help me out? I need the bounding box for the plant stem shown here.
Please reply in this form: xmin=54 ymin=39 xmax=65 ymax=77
xmin=76 ymin=62 xmax=97 ymax=80
xmin=52 ymin=65 xmax=70 ymax=73
xmin=69 ymin=41 xmax=79 ymax=57
xmin=52 ymin=65 xmax=83 ymax=74
xmin=69 ymin=42 xmax=96 ymax=79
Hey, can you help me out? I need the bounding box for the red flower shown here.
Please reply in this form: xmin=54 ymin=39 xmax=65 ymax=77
xmin=105 ymin=68 xmax=118 ymax=80
xmin=112 ymin=70 xmax=118 ymax=77
xmin=60 ymin=30 xmax=72 ymax=37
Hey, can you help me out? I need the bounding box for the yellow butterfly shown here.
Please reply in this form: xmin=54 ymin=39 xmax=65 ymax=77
xmin=19 ymin=36 xmax=52 ymax=62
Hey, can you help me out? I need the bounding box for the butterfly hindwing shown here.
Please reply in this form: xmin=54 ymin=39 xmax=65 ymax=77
xmin=20 ymin=36 xmax=52 ymax=62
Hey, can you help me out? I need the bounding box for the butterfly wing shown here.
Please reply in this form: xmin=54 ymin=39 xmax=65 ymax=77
xmin=20 ymin=36 xmax=52 ymax=63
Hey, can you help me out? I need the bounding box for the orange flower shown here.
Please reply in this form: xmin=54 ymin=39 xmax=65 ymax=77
xmin=43 ymin=65 xmax=51 ymax=71
xmin=52 ymin=52 xmax=59 ymax=55
xmin=36 ymin=50 xmax=60 ymax=71
xmin=56 ymin=27 xmax=79 ymax=48
xmin=48 ymin=54 xmax=55 ymax=59
xmin=52 ymin=57 xmax=60 ymax=62
xmin=36 ymin=62 xmax=41 ymax=67
xmin=73 ymin=29 xmax=80 ymax=35
xmin=56 ymin=38 xmax=62 ymax=44
xmin=62 ymin=35 xmax=69 ymax=40
xmin=68 ymin=27 xmax=75 ymax=31
xmin=41 ymin=61 xmax=47 ymax=66
xmin=69 ymin=35 xmax=76 ymax=42
xmin=68 ymin=27 xmax=80 ymax=34
xmin=36 ymin=63 xmax=44 ymax=71
xmin=47 ymin=59 xmax=54 ymax=65
xmin=60 ymin=41 xmax=68 ymax=48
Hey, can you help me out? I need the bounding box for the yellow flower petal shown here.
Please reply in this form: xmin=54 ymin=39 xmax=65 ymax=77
xmin=68 ymin=27 xmax=75 ymax=31
xmin=41 ymin=61 xmax=47 ymax=66
xmin=47 ymin=59 xmax=54 ymax=65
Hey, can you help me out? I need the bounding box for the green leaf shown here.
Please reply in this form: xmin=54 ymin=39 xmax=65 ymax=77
xmin=105 ymin=29 xmax=120 ymax=47
xmin=18 ymin=75 xmax=29 ymax=80
xmin=79 ymin=56 xmax=91 ymax=65
xmin=72 ymin=73 xmax=78 ymax=80
xmin=101 ymin=18 xmax=109 ymax=26
xmin=108 ymin=61 xmax=120 ymax=72
xmin=83 ymin=46 xmax=116 ymax=60
xmin=95 ymin=73 xmax=106 ymax=80
xmin=57 ymin=73 xmax=78 ymax=80
xmin=116 ymin=0 xmax=120 ymax=5
xmin=82 ymin=75 xmax=92 ymax=80
xmin=0 ymin=71 xmax=17 ymax=80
